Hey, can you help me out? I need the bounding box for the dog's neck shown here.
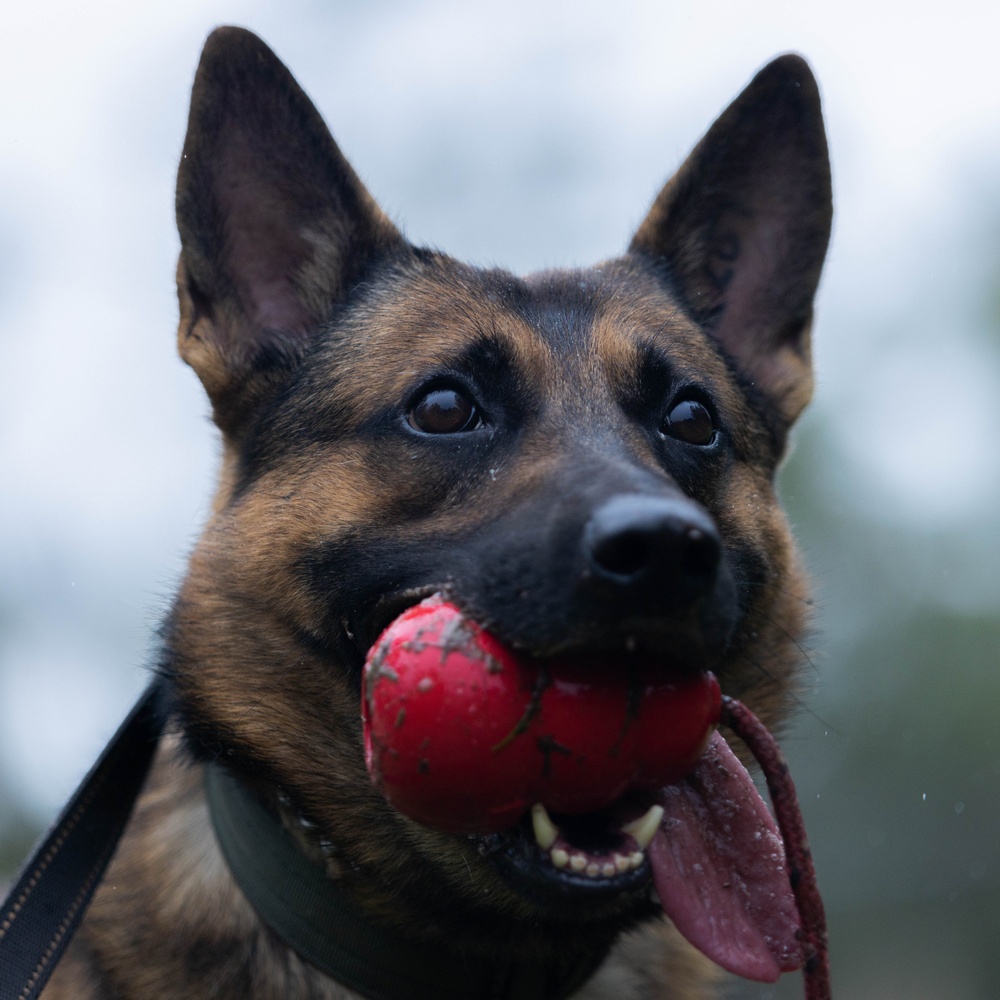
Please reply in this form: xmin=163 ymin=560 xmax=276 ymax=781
xmin=204 ymin=763 xmax=606 ymax=1000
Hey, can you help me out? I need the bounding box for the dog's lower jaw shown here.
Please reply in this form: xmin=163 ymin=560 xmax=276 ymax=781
xmin=281 ymin=820 xmax=657 ymax=966
xmin=275 ymin=787 xmax=657 ymax=931
xmin=211 ymin=752 xmax=676 ymax=976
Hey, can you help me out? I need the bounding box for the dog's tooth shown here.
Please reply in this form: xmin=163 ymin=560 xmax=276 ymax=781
xmin=614 ymin=853 xmax=630 ymax=873
xmin=629 ymin=851 xmax=644 ymax=869
xmin=531 ymin=803 xmax=559 ymax=851
xmin=621 ymin=804 xmax=664 ymax=850
xmin=585 ymin=862 xmax=600 ymax=878
xmin=569 ymin=854 xmax=587 ymax=873
xmin=551 ymin=848 xmax=569 ymax=869
xmin=601 ymin=862 xmax=616 ymax=878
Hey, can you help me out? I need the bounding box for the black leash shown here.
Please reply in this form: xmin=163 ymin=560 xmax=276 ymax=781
xmin=0 ymin=681 xmax=165 ymax=1000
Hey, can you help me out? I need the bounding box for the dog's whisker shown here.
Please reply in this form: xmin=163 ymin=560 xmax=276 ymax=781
xmin=738 ymin=648 xmax=839 ymax=734
xmin=755 ymin=610 xmax=821 ymax=676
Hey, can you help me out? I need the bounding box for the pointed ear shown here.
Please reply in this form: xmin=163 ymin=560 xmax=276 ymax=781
xmin=630 ymin=55 xmax=832 ymax=425
xmin=175 ymin=27 xmax=406 ymax=433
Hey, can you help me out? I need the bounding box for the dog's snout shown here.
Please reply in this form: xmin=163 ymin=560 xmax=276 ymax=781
xmin=583 ymin=495 xmax=721 ymax=606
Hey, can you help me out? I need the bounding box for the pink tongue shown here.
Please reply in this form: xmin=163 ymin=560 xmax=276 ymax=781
xmin=648 ymin=732 xmax=801 ymax=982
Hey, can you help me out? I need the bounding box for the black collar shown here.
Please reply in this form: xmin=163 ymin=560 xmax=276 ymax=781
xmin=204 ymin=764 xmax=606 ymax=1000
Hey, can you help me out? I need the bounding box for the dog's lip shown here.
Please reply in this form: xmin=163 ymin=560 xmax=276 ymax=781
xmin=360 ymin=588 xmax=714 ymax=670
xmin=357 ymin=584 xmax=447 ymax=654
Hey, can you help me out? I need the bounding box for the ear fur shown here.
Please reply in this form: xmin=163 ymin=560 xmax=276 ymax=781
xmin=630 ymin=55 xmax=832 ymax=425
xmin=175 ymin=27 xmax=406 ymax=433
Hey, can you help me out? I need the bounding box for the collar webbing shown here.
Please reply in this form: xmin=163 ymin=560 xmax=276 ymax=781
xmin=204 ymin=764 xmax=605 ymax=1000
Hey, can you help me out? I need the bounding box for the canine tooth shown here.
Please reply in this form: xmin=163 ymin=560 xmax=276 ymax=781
xmin=586 ymin=862 xmax=600 ymax=878
xmin=570 ymin=854 xmax=587 ymax=873
xmin=551 ymin=848 xmax=569 ymax=869
xmin=614 ymin=853 xmax=630 ymax=873
xmin=621 ymin=804 xmax=664 ymax=850
xmin=531 ymin=803 xmax=559 ymax=851
xmin=629 ymin=851 xmax=644 ymax=868
xmin=601 ymin=862 xmax=616 ymax=878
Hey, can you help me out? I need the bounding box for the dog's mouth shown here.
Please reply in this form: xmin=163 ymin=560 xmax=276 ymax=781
xmin=477 ymin=733 xmax=805 ymax=983
xmin=358 ymin=593 xmax=823 ymax=984
xmin=482 ymin=795 xmax=657 ymax=903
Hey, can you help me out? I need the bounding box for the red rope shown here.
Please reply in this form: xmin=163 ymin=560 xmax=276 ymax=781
xmin=720 ymin=696 xmax=831 ymax=1000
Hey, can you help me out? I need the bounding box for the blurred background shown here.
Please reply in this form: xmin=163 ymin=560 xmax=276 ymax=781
xmin=1 ymin=2 xmax=998 ymax=997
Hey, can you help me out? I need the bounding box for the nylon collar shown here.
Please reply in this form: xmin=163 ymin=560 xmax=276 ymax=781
xmin=204 ymin=764 xmax=606 ymax=1000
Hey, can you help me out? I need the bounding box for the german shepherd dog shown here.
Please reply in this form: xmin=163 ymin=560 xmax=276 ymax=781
xmin=41 ymin=26 xmax=831 ymax=1000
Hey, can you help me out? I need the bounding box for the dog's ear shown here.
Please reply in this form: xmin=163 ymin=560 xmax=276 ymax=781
xmin=630 ymin=55 xmax=832 ymax=425
xmin=175 ymin=27 xmax=405 ymax=433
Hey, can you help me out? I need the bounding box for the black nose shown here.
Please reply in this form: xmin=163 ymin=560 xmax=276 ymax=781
xmin=583 ymin=494 xmax=721 ymax=608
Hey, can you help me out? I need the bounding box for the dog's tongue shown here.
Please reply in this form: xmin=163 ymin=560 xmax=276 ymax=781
xmin=648 ymin=732 xmax=801 ymax=982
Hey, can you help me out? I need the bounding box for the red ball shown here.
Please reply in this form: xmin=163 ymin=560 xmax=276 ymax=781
xmin=362 ymin=596 xmax=720 ymax=834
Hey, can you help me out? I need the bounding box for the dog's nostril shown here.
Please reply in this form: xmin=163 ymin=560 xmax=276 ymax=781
xmin=680 ymin=526 xmax=721 ymax=580
xmin=591 ymin=529 xmax=650 ymax=579
xmin=583 ymin=495 xmax=722 ymax=603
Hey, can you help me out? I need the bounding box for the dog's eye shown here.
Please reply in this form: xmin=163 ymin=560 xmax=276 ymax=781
xmin=408 ymin=388 xmax=482 ymax=434
xmin=661 ymin=399 xmax=716 ymax=446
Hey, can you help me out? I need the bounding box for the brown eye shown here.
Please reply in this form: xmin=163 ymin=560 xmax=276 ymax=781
xmin=662 ymin=399 xmax=715 ymax=446
xmin=408 ymin=388 xmax=482 ymax=434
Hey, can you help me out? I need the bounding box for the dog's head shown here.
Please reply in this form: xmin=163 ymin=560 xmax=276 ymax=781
xmin=165 ymin=27 xmax=830 ymax=966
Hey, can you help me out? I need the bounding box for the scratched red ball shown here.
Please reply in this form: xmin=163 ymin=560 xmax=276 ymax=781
xmin=362 ymin=596 xmax=720 ymax=834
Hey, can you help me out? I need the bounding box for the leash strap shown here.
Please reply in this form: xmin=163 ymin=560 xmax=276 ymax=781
xmin=0 ymin=681 xmax=164 ymax=1000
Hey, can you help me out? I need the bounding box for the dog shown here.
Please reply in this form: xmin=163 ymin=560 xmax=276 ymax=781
xmin=39 ymin=26 xmax=831 ymax=1000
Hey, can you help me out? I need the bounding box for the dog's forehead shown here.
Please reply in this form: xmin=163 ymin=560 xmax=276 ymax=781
xmin=522 ymin=264 xmax=732 ymax=382
xmin=322 ymin=257 xmax=733 ymax=405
